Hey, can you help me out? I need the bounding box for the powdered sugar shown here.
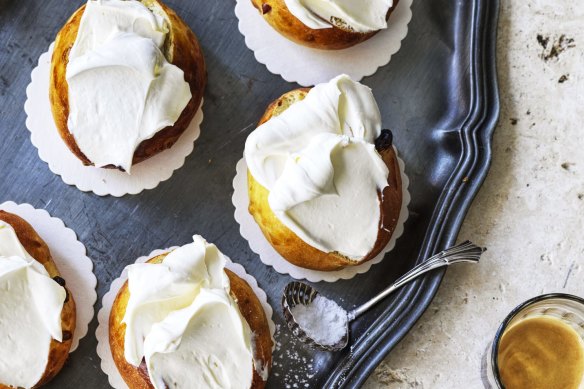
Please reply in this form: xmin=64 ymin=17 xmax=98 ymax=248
xmin=291 ymin=295 xmax=348 ymax=346
xmin=272 ymin=325 xmax=317 ymax=388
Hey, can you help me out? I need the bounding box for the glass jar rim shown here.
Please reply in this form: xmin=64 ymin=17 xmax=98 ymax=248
xmin=490 ymin=293 xmax=584 ymax=388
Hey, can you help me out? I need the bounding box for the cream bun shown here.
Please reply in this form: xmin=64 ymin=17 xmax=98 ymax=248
xmin=109 ymin=236 xmax=272 ymax=389
xmin=245 ymin=75 xmax=402 ymax=271
xmin=50 ymin=0 xmax=206 ymax=172
xmin=250 ymin=0 xmax=400 ymax=50
xmin=0 ymin=211 xmax=76 ymax=389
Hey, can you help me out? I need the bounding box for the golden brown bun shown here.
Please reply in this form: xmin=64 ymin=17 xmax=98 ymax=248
xmin=109 ymin=253 xmax=273 ymax=389
xmin=0 ymin=211 xmax=76 ymax=389
xmin=250 ymin=0 xmax=399 ymax=50
xmin=49 ymin=0 xmax=206 ymax=169
xmin=247 ymin=89 xmax=403 ymax=271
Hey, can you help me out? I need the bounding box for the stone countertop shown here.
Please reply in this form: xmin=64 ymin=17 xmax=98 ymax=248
xmin=366 ymin=1 xmax=584 ymax=387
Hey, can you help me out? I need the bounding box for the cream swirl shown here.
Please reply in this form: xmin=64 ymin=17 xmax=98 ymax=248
xmin=122 ymin=236 xmax=254 ymax=389
xmin=284 ymin=0 xmax=394 ymax=33
xmin=0 ymin=221 xmax=66 ymax=389
xmin=66 ymin=0 xmax=192 ymax=172
xmin=245 ymin=74 xmax=390 ymax=260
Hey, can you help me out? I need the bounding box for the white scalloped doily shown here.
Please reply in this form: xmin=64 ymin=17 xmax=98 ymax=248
xmin=232 ymin=147 xmax=410 ymax=283
xmin=24 ymin=43 xmax=204 ymax=197
xmin=235 ymin=0 xmax=413 ymax=86
xmin=0 ymin=201 xmax=97 ymax=353
xmin=96 ymin=247 xmax=276 ymax=389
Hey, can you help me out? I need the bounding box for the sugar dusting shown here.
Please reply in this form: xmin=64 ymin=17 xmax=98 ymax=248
xmin=272 ymin=324 xmax=317 ymax=388
xmin=290 ymin=294 xmax=348 ymax=346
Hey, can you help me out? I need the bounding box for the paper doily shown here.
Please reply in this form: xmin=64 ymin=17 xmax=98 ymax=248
xmin=24 ymin=43 xmax=204 ymax=197
xmin=96 ymin=247 xmax=276 ymax=389
xmin=232 ymin=148 xmax=410 ymax=283
xmin=235 ymin=0 xmax=413 ymax=86
xmin=0 ymin=201 xmax=97 ymax=352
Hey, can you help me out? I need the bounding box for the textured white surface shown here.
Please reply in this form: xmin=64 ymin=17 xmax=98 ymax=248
xmin=25 ymin=44 xmax=204 ymax=197
xmin=96 ymin=247 xmax=276 ymax=389
xmin=235 ymin=0 xmax=412 ymax=86
xmin=0 ymin=202 xmax=97 ymax=354
xmin=232 ymin=150 xmax=410 ymax=282
xmin=365 ymin=1 xmax=584 ymax=387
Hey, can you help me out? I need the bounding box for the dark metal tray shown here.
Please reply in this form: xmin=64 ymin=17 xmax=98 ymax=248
xmin=0 ymin=0 xmax=499 ymax=387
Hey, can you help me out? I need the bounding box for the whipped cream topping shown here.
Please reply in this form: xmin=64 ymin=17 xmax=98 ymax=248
xmin=66 ymin=0 xmax=192 ymax=172
xmin=0 ymin=221 xmax=66 ymax=388
xmin=122 ymin=236 xmax=254 ymax=389
xmin=245 ymin=74 xmax=390 ymax=260
xmin=284 ymin=0 xmax=393 ymax=33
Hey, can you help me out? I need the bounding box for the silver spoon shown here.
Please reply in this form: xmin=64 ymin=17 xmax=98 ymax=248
xmin=282 ymin=240 xmax=485 ymax=351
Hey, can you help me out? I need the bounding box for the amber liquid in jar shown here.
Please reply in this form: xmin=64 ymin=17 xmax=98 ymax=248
xmin=498 ymin=315 xmax=584 ymax=389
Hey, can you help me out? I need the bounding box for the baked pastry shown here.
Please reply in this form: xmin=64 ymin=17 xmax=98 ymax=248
xmin=50 ymin=0 xmax=206 ymax=172
xmin=109 ymin=236 xmax=272 ymax=389
xmin=0 ymin=211 xmax=76 ymax=388
xmin=245 ymin=74 xmax=402 ymax=271
xmin=251 ymin=0 xmax=400 ymax=50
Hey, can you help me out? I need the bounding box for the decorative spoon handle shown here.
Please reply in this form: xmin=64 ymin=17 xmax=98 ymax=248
xmin=348 ymin=241 xmax=485 ymax=321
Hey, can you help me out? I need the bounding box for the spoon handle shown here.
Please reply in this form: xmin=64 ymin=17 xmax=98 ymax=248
xmin=347 ymin=241 xmax=484 ymax=321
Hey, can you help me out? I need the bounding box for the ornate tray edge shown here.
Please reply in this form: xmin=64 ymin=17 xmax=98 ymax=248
xmin=325 ymin=0 xmax=501 ymax=386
